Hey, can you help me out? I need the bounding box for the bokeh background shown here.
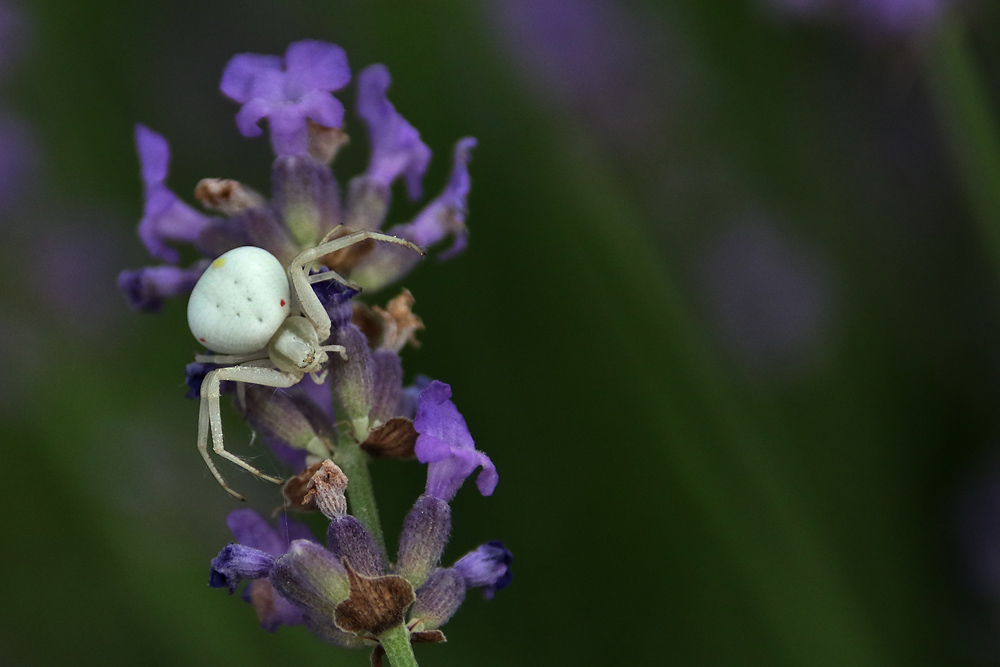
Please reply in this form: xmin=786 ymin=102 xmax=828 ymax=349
xmin=5 ymin=0 xmax=1000 ymax=664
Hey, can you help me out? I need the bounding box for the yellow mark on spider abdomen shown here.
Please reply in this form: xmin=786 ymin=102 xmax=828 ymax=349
xmin=211 ymin=257 xmax=227 ymax=269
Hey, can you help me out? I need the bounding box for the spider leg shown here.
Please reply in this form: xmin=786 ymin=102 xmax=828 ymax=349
xmin=197 ymin=381 xmax=244 ymax=501
xmin=194 ymin=351 xmax=269 ymax=365
xmin=289 ymin=230 xmax=424 ymax=342
xmin=200 ymin=365 xmax=303 ymax=497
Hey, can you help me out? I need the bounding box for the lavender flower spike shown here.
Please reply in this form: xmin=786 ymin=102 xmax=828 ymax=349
xmin=414 ymin=380 xmax=497 ymax=502
xmin=357 ymin=64 xmax=432 ymax=200
xmin=454 ymin=541 xmax=513 ymax=600
xmin=221 ymin=40 xmax=351 ymax=156
xmin=135 ymin=125 xmax=213 ymax=263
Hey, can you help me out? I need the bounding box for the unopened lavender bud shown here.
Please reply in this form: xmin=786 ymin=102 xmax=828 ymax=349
xmin=272 ymin=154 xmax=341 ymax=248
xmin=344 ymin=177 xmax=390 ymax=232
xmin=270 ymin=540 xmax=350 ymax=617
xmin=327 ymin=515 xmax=385 ymax=578
xmin=239 ymin=385 xmax=332 ymax=459
xmin=210 ymin=544 xmax=275 ymax=592
xmin=410 ymin=568 xmax=466 ymax=631
xmin=302 ymin=460 xmax=385 ymax=577
xmin=239 ymin=206 xmax=297 ymax=264
xmin=370 ymin=349 xmax=404 ymax=426
xmin=396 ymin=494 xmax=451 ymax=588
xmin=328 ymin=323 xmax=374 ymax=441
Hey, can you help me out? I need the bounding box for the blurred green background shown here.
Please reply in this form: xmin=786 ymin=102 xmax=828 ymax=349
xmin=3 ymin=0 xmax=1000 ymax=665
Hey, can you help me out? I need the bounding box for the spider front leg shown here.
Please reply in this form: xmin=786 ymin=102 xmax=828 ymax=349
xmin=198 ymin=364 xmax=302 ymax=500
xmin=289 ymin=230 xmax=424 ymax=342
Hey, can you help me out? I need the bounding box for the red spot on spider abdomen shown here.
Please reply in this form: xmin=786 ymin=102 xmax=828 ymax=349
xmin=199 ymin=338 xmax=206 ymax=342
xmin=280 ymin=299 xmax=286 ymax=307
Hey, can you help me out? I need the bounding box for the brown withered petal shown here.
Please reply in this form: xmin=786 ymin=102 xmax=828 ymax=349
xmin=278 ymin=461 xmax=324 ymax=513
xmin=194 ymin=178 xmax=266 ymax=216
xmin=320 ymin=226 xmax=378 ymax=275
xmin=248 ymin=579 xmax=278 ymax=625
xmin=369 ymin=631 xmax=445 ymax=667
xmin=372 ymin=289 xmax=424 ymax=353
xmin=304 ymin=459 xmax=349 ymax=518
xmin=361 ymin=418 xmax=418 ymax=459
xmin=351 ymin=301 xmax=384 ymax=349
xmin=334 ymin=558 xmax=415 ymax=636
xmin=307 ymin=120 xmax=349 ymax=164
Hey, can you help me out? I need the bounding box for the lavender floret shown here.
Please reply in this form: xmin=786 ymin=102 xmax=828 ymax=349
xmin=221 ymin=40 xmax=351 ymax=156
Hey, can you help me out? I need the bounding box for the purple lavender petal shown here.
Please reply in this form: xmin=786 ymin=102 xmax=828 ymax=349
xmin=226 ymin=508 xmax=316 ymax=557
xmin=453 ymin=541 xmax=512 ymax=600
xmin=357 ymin=64 xmax=432 ymax=200
xmin=414 ymin=381 xmax=475 ymax=450
xmin=414 ymin=380 xmax=497 ymax=501
xmin=262 ymin=434 xmax=308 ymax=471
xmin=280 ymin=513 xmax=317 ymax=544
xmin=348 ymin=139 xmax=475 ymax=290
xmin=391 ymin=137 xmax=475 ymax=253
xmin=134 ymin=125 xmax=214 ymax=262
xmin=117 ymin=261 xmax=208 ymax=313
xmin=220 ymin=40 xmax=351 ymax=156
xmin=220 ymin=54 xmax=283 ymax=103
xmin=135 ymin=124 xmax=169 ymax=186
xmin=227 ymin=509 xmax=287 ymax=556
xmin=185 ymin=360 xmax=218 ymax=399
xmin=284 ymin=40 xmax=351 ymax=93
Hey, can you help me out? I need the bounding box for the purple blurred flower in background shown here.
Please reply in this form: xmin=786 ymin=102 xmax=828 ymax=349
xmin=697 ymin=217 xmax=836 ymax=375
xmin=955 ymin=454 xmax=1000 ymax=601
xmin=482 ymin=0 xmax=688 ymax=155
xmin=764 ymin=0 xmax=947 ymax=34
xmin=0 ymin=1 xmax=30 ymax=82
xmin=0 ymin=112 xmax=39 ymax=215
xmin=0 ymin=3 xmax=38 ymax=215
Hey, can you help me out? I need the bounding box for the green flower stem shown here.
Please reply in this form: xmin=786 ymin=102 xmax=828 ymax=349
xmin=378 ymin=624 xmax=418 ymax=667
xmin=923 ymin=17 xmax=1000 ymax=282
xmin=332 ymin=440 xmax=388 ymax=559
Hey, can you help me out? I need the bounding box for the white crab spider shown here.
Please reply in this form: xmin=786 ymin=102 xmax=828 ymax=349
xmin=187 ymin=229 xmax=422 ymax=500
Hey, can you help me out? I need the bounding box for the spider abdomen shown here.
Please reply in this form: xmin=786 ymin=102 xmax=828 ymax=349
xmin=187 ymin=246 xmax=291 ymax=354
